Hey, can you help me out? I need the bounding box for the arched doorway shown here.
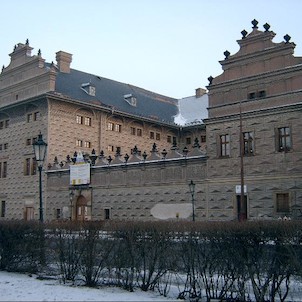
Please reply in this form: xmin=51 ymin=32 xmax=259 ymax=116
xmin=76 ymin=195 xmax=88 ymax=221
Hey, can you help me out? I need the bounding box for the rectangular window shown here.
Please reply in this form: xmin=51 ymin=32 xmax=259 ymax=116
xmin=26 ymin=138 xmax=31 ymax=146
xmin=167 ymin=135 xmax=172 ymax=143
xmin=130 ymin=127 xmax=136 ymax=135
xmin=32 ymin=158 xmax=37 ymax=175
xmin=115 ymin=124 xmax=122 ymax=132
xmin=1 ymin=201 xmax=5 ymax=218
xmin=76 ymin=115 xmax=83 ymax=124
xmin=116 ymin=146 xmax=121 ymax=154
xmin=0 ymin=145 xmax=2 ymax=151
xmin=2 ymin=162 xmax=7 ymax=178
xmin=104 ymin=208 xmax=110 ymax=220
xmin=150 ymin=131 xmax=155 ymax=139
xmin=33 ymin=112 xmax=39 ymax=121
xmin=56 ymin=209 xmax=61 ymax=219
xmin=84 ymin=141 xmax=91 ymax=148
xmin=248 ymin=92 xmax=256 ymax=99
xmin=258 ymin=90 xmax=266 ymax=98
xmin=276 ymin=193 xmax=290 ymax=213
xmin=76 ymin=139 xmax=83 ymax=147
xmin=5 ymin=120 xmax=9 ymax=128
xmin=186 ymin=137 xmax=192 ymax=145
xmin=27 ymin=113 xmax=33 ymax=123
xmin=0 ymin=121 xmax=3 ymax=130
xmin=278 ymin=127 xmax=291 ymax=152
xmin=3 ymin=143 xmax=8 ymax=150
xmin=107 ymin=122 xmax=114 ymax=131
xmin=24 ymin=158 xmax=31 ymax=176
xmin=107 ymin=145 xmax=114 ymax=152
xmin=156 ymin=133 xmax=160 ymax=140
xmin=220 ymin=134 xmax=230 ymax=157
xmin=201 ymin=135 xmax=206 ymax=143
xmin=84 ymin=117 xmax=91 ymax=126
xmin=25 ymin=207 xmax=34 ymax=221
xmin=137 ymin=128 xmax=142 ymax=136
xmin=243 ymin=132 xmax=254 ymax=155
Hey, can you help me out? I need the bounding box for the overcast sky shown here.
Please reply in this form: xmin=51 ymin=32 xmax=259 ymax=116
xmin=1 ymin=0 xmax=302 ymax=99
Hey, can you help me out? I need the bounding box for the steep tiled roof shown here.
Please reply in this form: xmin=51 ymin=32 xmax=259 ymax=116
xmin=54 ymin=68 xmax=178 ymax=124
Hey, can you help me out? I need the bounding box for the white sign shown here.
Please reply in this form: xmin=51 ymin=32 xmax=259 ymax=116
xmin=235 ymin=185 xmax=247 ymax=194
xmin=70 ymin=163 xmax=90 ymax=185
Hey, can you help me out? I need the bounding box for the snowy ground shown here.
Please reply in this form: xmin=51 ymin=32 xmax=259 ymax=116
xmin=0 ymin=271 xmax=177 ymax=301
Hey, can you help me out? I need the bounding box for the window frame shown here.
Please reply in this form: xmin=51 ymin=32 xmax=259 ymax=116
xmin=137 ymin=128 xmax=142 ymax=137
xmin=84 ymin=117 xmax=92 ymax=126
xmin=76 ymin=115 xmax=83 ymax=125
xmin=186 ymin=137 xmax=192 ymax=145
xmin=2 ymin=162 xmax=7 ymax=178
xmin=107 ymin=122 xmax=114 ymax=131
xmin=76 ymin=139 xmax=83 ymax=147
xmin=277 ymin=127 xmax=291 ymax=152
xmin=276 ymin=193 xmax=290 ymax=213
xmin=219 ymin=134 xmax=230 ymax=157
xmin=84 ymin=141 xmax=91 ymax=148
xmin=115 ymin=124 xmax=122 ymax=133
xmin=243 ymin=131 xmax=254 ymax=156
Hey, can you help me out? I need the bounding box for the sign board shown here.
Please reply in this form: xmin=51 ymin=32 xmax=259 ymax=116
xmin=70 ymin=163 xmax=90 ymax=185
xmin=235 ymin=185 xmax=247 ymax=194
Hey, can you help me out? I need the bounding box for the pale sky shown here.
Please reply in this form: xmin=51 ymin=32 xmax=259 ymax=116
xmin=1 ymin=0 xmax=302 ymax=99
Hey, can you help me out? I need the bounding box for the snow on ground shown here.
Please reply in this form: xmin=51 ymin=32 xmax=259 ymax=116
xmin=0 ymin=271 xmax=177 ymax=301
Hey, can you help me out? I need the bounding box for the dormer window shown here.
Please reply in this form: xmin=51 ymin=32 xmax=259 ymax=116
xmin=81 ymin=83 xmax=96 ymax=96
xmin=124 ymin=94 xmax=137 ymax=107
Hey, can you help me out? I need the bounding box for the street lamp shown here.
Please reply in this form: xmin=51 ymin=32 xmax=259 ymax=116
xmin=33 ymin=133 xmax=47 ymax=222
xmin=189 ymin=180 xmax=196 ymax=222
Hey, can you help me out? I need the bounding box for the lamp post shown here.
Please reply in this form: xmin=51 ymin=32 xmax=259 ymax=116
xmin=69 ymin=190 xmax=75 ymax=220
xmin=189 ymin=180 xmax=196 ymax=222
xmin=33 ymin=133 xmax=47 ymax=222
xmin=239 ymin=101 xmax=246 ymax=222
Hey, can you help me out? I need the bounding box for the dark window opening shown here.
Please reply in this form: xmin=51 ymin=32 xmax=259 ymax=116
xmin=104 ymin=208 xmax=110 ymax=220
xmin=276 ymin=193 xmax=290 ymax=213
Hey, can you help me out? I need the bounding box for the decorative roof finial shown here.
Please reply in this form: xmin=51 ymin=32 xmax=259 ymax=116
xmin=26 ymin=39 xmax=29 ymax=45
xmin=132 ymin=145 xmax=138 ymax=155
xmin=284 ymin=34 xmax=291 ymax=44
xmin=193 ymin=138 xmax=200 ymax=148
xmin=263 ymin=23 xmax=270 ymax=32
xmin=224 ymin=50 xmax=230 ymax=59
xmin=251 ymin=19 xmax=258 ymax=29
xmin=241 ymin=29 xmax=248 ymax=38
xmin=151 ymin=143 xmax=158 ymax=152
xmin=38 ymin=49 xmax=41 ymax=56
xmin=208 ymin=76 xmax=213 ymax=85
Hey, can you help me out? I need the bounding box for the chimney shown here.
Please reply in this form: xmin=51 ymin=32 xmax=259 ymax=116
xmin=195 ymin=87 xmax=206 ymax=98
xmin=56 ymin=51 xmax=72 ymax=73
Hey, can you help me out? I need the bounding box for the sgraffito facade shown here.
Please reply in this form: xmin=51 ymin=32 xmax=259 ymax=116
xmin=1 ymin=20 xmax=302 ymax=221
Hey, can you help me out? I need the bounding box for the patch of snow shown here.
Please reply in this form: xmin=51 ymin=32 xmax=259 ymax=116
xmin=0 ymin=271 xmax=177 ymax=301
xmin=174 ymin=93 xmax=208 ymax=126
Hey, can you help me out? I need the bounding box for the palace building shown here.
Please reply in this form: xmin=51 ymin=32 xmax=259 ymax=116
xmin=1 ymin=19 xmax=302 ymax=221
